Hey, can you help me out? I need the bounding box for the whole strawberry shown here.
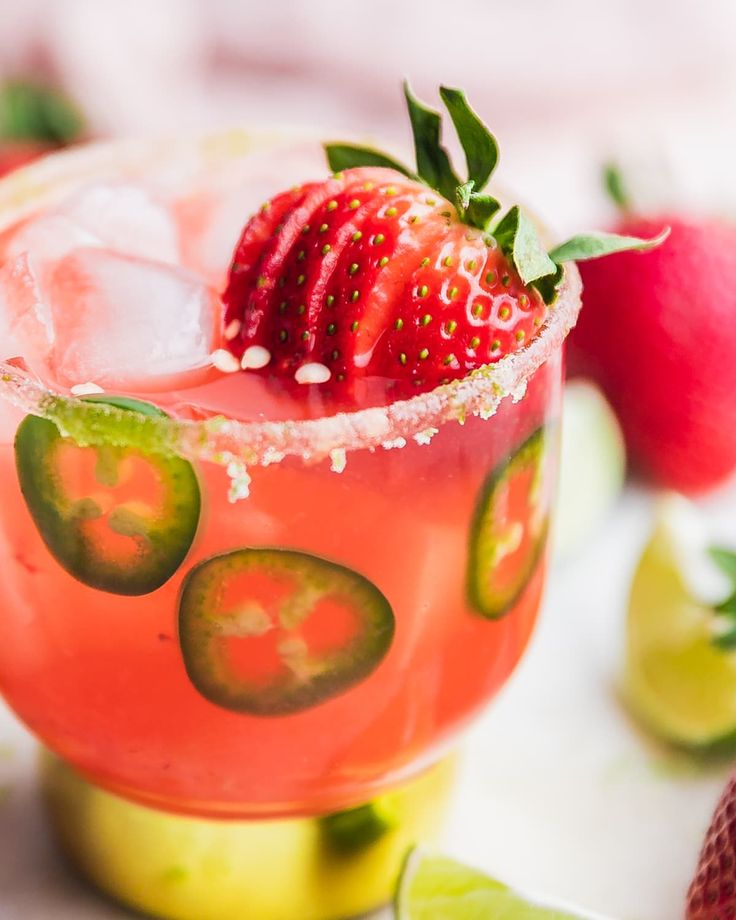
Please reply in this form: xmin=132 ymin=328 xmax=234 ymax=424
xmin=687 ymin=773 xmax=736 ymax=919
xmin=0 ymin=140 xmax=52 ymax=177
xmin=223 ymin=85 xmax=664 ymax=402
xmin=567 ymin=173 xmax=736 ymax=494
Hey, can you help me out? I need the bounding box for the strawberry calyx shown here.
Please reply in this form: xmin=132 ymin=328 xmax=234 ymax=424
xmin=326 ymin=83 xmax=668 ymax=304
xmin=708 ymin=548 xmax=736 ymax=650
xmin=0 ymin=80 xmax=84 ymax=147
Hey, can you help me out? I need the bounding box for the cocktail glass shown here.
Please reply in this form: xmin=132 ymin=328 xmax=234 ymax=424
xmin=0 ymin=133 xmax=581 ymax=919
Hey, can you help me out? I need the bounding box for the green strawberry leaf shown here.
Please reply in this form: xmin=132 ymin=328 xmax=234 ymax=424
xmin=0 ymin=81 xmax=83 ymax=145
xmin=713 ymin=629 xmax=736 ymax=651
xmin=455 ymin=180 xmax=474 ymax=211
xmin=603 ymin=163 xmax=632 ymax=212
xmin=716 ymin=594 xmax=736 ymax=616
xmin=403 ymin=81 xmax=461 ymax=203
xmin=708 ymin=548 xmax=736 ymax=651
xmin=324 ymin=143 xmax=416 ymax=179
xmin=532 ymin=264 xmax=565 ymax=305
xmin=710 ymin=547 xmax=736 ymax=582
xmin=455 ymin=182 xmax=500 ymax=231
xmin=493 ymin=206 xmax=558 ymax=286
xmin=548 ymin=227 xmax=670 ymax=264
xmin=465 ymin=192 xmax=501 ymax=230
xmin=439 ymin=86 xmax=498 ymax=192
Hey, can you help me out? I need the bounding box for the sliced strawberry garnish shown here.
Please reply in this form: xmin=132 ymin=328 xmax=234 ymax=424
xmin=224 ymin=183 xmax=314 ymax=343
xmin=222 ymin=83 xmax=667 ymax=400
xmin=372 ymin=229 xmax=546 ymax=389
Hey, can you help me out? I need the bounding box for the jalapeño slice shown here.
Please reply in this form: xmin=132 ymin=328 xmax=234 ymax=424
xmin=14 ymin=397 xmax=201 ymax=596
xmin=178 ymin=549 xmax=395 ymax=716
xmin=467 ymin=428 xmax=548 ymax=619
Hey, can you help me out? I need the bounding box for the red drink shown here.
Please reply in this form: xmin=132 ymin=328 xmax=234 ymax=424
xmin=0 ymin=366 xmax=561 ymax=818
xmin=0 ymin=133 xmax=579 ymax=820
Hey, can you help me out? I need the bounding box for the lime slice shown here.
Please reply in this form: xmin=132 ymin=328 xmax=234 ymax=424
xmin=396 ymin=851 xmax=607 ymax=919
xmin=624 ymin=495 xmax=736 ymax=747
xmin=553 ymin=380 xmax=625 ymax=560
xmin=42 ymin=754 xmax=456 ymax=920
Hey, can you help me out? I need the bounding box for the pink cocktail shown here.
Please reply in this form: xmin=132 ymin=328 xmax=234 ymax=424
xmin=0 ymin=94 xmax=632 ymax=914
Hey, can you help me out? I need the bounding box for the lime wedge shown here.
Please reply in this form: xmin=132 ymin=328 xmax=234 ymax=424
xmin=624 ymin=495 xmax=736 ymax=747
xmin=553 ymin=380 xmax=625 ymax=560
xmin=396 ymin=851 xmax=608 ymax=920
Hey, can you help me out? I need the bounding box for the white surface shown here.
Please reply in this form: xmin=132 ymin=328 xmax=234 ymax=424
xmin=0 ymin=487 xmax=733 ymax=919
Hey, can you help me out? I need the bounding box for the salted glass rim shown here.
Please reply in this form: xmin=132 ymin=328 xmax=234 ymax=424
xmin=0 ymin=131 xmax=582 ymax=475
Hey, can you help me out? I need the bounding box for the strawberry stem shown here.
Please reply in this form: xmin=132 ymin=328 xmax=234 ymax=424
xmin=0 ymin=80 xmax=83 ymax=145
xmin=603 ymin=162 xmax=632 ymax=213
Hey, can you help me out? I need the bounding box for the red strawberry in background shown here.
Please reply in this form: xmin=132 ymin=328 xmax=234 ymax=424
xmin=687 ymin=772 xmax=736 ymax=919
xmin=0 ymin=79 xmax=84 ymax=177
xmin=223 ymin=84 xmax=665 ymax=405
xmin=567 ymin=171 xmax=736 ymax=494
xmin=0 ymin=140 xmax=53 ymax=177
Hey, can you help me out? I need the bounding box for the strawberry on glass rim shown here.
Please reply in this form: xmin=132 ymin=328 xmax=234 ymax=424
xmin=222 ymin=83 xmax=668 ymax=403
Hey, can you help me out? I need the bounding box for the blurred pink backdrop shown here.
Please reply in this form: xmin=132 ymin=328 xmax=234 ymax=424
xmin=1 ymin=0 xmax=735 ymax=229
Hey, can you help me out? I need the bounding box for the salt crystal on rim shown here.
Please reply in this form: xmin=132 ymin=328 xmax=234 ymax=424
xmin=414 ymin=427 xmax=438 ymax=446
xmin=329 ymin=448 xmax=347 ymax=473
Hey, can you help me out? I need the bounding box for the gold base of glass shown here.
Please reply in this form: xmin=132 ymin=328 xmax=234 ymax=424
xmin=40 ymin=753 xmax=456 ymax=920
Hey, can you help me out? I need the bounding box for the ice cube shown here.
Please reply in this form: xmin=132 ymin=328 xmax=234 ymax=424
xmin=3 ymin=183 xmax=181 ymax=272
xmin=0 ymin=252 xmax=55 ymax=367
xmin=5 ymin=215 xmax=101 ymax=263
xmin=0 ymin=247 xmax=221 ymax=390
xmin=58 ymin=183 xmax=180 ymax=265
xmin=176 ymin=141 xmax=325 ymax=286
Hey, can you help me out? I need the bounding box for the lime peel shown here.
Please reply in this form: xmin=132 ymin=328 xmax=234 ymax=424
xmin=625 ymin=495 xmax=736 ymax=748
xmin=396 ymin=850 xmax=613 ymax=920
